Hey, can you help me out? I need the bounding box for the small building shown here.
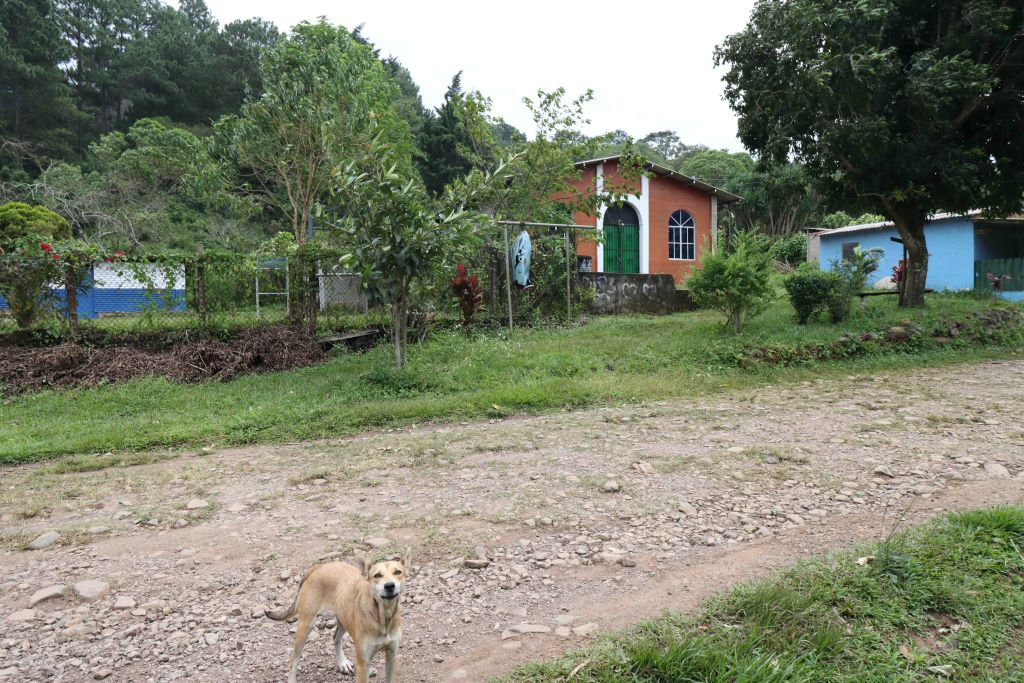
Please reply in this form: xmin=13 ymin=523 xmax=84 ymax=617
xmin=0 ymin=262 xmax=186 ymax=319
xmin=567 ymin=156 xmax=742 ymax=284
xmin=814 ymin=212 xmax=1024 ymax=300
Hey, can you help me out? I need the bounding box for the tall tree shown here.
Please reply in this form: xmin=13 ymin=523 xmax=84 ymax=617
xmin=716 ymin=0 xmax=1024 ymax=306
xmin=0 ymin=0 xmax=77 ymax=161
xmin=417 ymin=72 xmax=476 ymax=195
xmin=222 ymin=19 xmax=411 ymax=245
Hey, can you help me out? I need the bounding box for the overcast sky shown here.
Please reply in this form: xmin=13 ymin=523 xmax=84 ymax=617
xmin=198 ymin=0 xmax=758 ymax=152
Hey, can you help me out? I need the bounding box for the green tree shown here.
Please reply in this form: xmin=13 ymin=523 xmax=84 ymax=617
xmin=418 ymin=72 xmax=476 ymax=196
xmin=330 ymin=133 xmax=510 ymax=368
xmin=222 ymin=20 xmax=410 ymax=244
xmin=716 ymin=0 xmax=1024 ymax=307
xmin=0 ymin=0 xmax=77 ymax=161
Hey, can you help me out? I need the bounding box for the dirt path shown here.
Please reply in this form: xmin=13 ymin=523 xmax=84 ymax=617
xmin=2 ymin=360 xmax=1023 ymax=682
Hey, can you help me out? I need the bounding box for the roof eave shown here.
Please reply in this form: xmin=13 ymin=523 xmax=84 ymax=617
xmin=573 ymin=155 xmax=742 ymax=204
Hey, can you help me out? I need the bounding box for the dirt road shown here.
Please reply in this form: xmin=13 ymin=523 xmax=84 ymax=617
xmin=2 ymin=359 xmax=1023 ymax=682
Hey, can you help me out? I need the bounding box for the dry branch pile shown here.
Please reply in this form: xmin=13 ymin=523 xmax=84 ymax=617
xmin=0 ymin=326 xmax=325 ymax=396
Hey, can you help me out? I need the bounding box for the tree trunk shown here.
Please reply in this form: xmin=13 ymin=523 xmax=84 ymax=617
xmin=392 ymin=303 xmax=403 ymax=370
xmin=890 ymin=207 xmax=929 ymax=308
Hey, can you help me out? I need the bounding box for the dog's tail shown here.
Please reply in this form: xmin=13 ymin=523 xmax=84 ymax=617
xmin=266 ymin=566 xmax=316 ymax=622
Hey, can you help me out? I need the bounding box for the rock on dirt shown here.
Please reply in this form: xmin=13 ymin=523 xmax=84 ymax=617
xmin=984 ymin=462 xmax=1011 ymax=479
xmin=72 ymin=580 xmax=110 ymax=602
xmin=601 ymin=480 xmax=621 ymax=493
xmin=27 ymin=531 xmax=60 ymax=550
xmin=29 ymin=585 xmax=64 ymax=606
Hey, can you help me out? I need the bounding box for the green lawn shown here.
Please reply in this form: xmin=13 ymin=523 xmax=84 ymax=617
xmin=500 ymin=506 xmax=1024 ymax=682
xmin=2 ymin=295 xmax=1020 ymax=463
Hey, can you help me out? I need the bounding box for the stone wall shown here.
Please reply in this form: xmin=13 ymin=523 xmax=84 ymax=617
xmin=578 ymin=273 xmax=694 ymax=315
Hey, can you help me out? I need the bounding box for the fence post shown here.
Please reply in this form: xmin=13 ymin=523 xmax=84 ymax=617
xmin=503 ymin=225 xmax=514 ymax=330
xmin=195 ymin=255 xmax=208 ymax=329
xmin=565 ymin=230 xmax=571 ymax=323
xmin=64 ymin=262 xmax=78 ymax=337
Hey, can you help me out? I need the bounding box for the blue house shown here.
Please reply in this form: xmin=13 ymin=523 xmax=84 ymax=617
xmin=0 ymin=262 xmax=186 ymax=319
xmin=811 ymin=212 xmax=1024 ymax=301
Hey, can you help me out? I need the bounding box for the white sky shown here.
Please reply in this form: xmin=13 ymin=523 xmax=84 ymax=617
xmin=198 ymin=0 xmax=757 ymax=151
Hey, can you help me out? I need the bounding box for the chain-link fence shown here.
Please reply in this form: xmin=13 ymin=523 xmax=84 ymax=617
xmin=0 ymin=251 xmax=371 ymax=341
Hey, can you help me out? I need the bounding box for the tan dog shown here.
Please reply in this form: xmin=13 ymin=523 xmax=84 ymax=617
xmin=268 ymin=552 xmax=409 ymax=683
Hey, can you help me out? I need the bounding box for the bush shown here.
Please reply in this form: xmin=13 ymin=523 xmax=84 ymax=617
xmin=784 ymin=263 xmax=853 ymax=324
xmin=687 ymin=232 xmax=775 ymax=334
xmin=0 ymin=202 xmax=71 ymax=242
xmin=768 ymin=233 xmax=808 ymax=267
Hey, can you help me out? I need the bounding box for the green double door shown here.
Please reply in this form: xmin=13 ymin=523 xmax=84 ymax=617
xmin=602 ymin=224 xmax=640 ymax=273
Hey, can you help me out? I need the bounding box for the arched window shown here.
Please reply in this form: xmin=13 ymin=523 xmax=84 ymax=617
xmin=669 ymin=210 xmax=695 ymax=260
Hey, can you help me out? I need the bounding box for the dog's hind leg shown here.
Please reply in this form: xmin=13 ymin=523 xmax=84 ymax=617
xmin=286 ymin=613 xmax=315 ymax=683
xmin=333 ymin=619 xmax=354 ymax=675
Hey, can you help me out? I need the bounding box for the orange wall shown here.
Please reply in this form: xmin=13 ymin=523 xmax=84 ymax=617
xmin=564 ymin=161 xmax=714 ymax=284
xmin=648 ymin=176 xmax=713 ymax=283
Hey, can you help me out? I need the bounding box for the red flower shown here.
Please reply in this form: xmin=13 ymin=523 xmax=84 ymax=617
xmin=40 ymin=243 xmax=52 ymax=252
xmin=53 ymin=253 xmax=60 ymax=260
xmin=116 ymin=251 xmax=124 ymax=256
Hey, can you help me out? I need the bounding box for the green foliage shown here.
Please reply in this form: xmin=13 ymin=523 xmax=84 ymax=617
xmin=768 ymin=233 xmax=807 ymax=267
xmin=820 ymin=211 xmax=886 ymax=230
xmin=784 ymin=255 xmax=875 ymax=325
xmin=687 ymin=232 xmax=776 ymax=334
xmin=417 ymin=72 xmax=478 ymax=196
xmin=0 ymin=201 xmax=71 ymax=241
xmin=784 ymin=263 xmax=840 ymax=324
xmin=716 ymin=0 xmax=1024 ymax=305
xmin=833 ymin=247 xmax=884 ymax=293
xmin=223 ymin=20 xmax=411 ymax=241
xmin=504 ymin=506 xmax=1024 ymax=682
xmin=0 ymin=0 xmax=77 ymax=161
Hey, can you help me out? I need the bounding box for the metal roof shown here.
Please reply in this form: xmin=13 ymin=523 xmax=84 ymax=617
xmin=814 ymin=211 xmax=984 ymax=237
xmin=573 ymin=155 xmax=743 ymax=204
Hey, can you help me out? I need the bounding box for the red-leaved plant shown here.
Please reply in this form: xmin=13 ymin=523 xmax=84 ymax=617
xmin=451 ymin=263 xmax=483 ymax=327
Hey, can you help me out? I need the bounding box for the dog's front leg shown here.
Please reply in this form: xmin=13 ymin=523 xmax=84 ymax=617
xmin=384 ymin=642 xmax=399 ymax=682
xmin=334 ymin=619 xmax=354 ymax=675
xmin=353 ymin=642 xmax=372 ymax=683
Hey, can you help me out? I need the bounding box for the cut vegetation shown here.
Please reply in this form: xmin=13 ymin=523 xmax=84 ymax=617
xmin=1 ymin=296 xmax=1021 ymax=463
xmin=502 ymin=506 xmax=1024 ymax=682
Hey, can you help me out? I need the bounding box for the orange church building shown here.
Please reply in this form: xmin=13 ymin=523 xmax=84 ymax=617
xmin=567 ymin=155 xmax=741 ymax=284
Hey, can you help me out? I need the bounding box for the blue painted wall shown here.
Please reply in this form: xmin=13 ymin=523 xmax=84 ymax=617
xmin=0 ymin=266 xmax=186 ymax=318
xmin=819 ymin=217 xmax=977 ymax=292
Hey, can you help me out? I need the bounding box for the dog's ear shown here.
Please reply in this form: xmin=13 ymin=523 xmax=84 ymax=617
xmin=400 ymin=547 xmax=411 ymax=569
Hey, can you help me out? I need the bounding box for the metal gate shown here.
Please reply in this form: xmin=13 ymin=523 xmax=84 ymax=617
xmin=602 ymin=224 xmax=640 ymax=273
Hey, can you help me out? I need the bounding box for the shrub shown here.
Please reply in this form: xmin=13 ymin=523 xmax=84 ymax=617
xmin=832 ymin=247 xmax=883 ymax=293
xmin=0 ymin=202 xmax=71 ymax=242
xmin=784 ymin=263 xmax=833 ymax=324
xmin=768 ymin=233 xmax=808 ymax=267
xmin=784 ymin=263 xmax=854 ymax=324
xmin=0 ymin=203 xmax=73 ymax=329
xmin=687 ymin=232 xmax=775 ymax=334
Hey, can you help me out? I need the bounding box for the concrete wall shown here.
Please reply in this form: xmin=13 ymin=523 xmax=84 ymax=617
xmin=578 ymin=272 xmax=693 ymax=315
xmin=818 ymin=217 xmax=976 ymax=292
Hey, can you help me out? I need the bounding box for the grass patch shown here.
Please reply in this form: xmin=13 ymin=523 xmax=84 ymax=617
xmin=501 ymin=506 xmax=1024 ymax=682
xmin=1 ymin=296 xmax=1020 ymax=463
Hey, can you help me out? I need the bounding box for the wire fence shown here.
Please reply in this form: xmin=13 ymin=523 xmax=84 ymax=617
xmin=0 ymin=251 xmax=370 ymax=342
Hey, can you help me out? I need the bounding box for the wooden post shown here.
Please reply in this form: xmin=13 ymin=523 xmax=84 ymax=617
xmin=195 ymin=256 xmax=208 ymax=329
xmin=64 ymin=262 xmax=78 ymax=337
xmin=565 ymin=230 xmax=571 ymax=322
xmin=503 ymin=225 xmax=513 ymax=330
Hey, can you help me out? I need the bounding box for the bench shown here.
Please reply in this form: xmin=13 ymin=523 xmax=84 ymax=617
xmin=857 ymin=289 xmax=933 ymax=307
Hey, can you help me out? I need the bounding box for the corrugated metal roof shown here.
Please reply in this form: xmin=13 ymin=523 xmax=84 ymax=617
xmin=815 ymin=211 xmax=984 ymax=237
xmin=573 ymin=155 xmax=743 ymax=204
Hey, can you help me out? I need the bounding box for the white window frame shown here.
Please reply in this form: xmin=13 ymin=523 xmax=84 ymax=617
xmin=668 ymin=210 xmax=696 ymax=261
